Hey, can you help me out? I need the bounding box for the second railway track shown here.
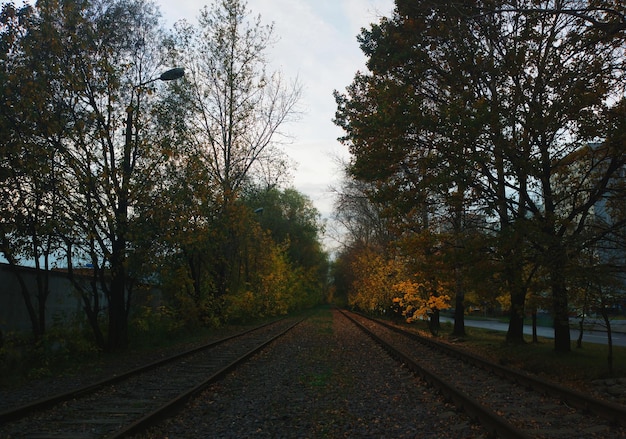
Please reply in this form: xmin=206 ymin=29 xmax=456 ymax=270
xmin=341 ymin=309 xmax=626 ymax=439
xmin=0 ymin=317 xmax=302 ymax=438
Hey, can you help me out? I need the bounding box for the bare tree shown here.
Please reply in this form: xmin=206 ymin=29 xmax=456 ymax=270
xmin=169 ymin=0 xmax=302 ymax=204
xmin=166 ymin=0 xmax=302 ymax=297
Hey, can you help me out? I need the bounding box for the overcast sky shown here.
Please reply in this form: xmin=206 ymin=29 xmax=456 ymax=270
xmin=157 ymin=0 xmax=396 ymax=249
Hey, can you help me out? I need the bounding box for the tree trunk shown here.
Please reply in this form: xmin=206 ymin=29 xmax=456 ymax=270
xmin=107 ymin=238 xmax=129 ymax=352
xmin=577 ymin=315 xmax=585 ymax=348
xmin=83 ymin=297 xmax=106 ymax=349
xmin=453 ymin=296 xmax=465 ymax=336
xmin=451 ymin=187 xmax=465 ymax=337
xmin=104 ymin=105 xmax=133 ymax=352
xmin=532 ymin=309 xmax=538 ymax=343
xmin=65 ymin=241 xmax=106 ymax=349
xmin=429 ymin=309 xmax=441 ymax=336
xmin=506 ymin=281 xmax=526 ymax=344
xmin=601 ymin=308 xmax=613 ymax=376
xmin=34 ymin=258 xmax=50 ymax=339
xmin=552 ymin=278 xmax=571 ymax=352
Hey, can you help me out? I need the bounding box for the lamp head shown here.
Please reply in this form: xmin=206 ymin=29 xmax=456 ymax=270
xmin=159 ymin=67 xmax=185 ymax=81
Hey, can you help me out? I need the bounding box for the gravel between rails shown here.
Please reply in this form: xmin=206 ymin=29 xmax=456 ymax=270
xmin=135 ymin=308 xmax=487 ymax=439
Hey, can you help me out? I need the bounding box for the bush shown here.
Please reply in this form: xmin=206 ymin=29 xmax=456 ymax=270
xmin=0 ymin=320 xmax=99 ymax=388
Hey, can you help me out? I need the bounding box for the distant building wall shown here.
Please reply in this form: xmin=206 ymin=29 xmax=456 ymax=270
xmin=0 ymin=263 xmax=161 ymax=334
xmin=0 ymin=263 xmax=85 ymax=333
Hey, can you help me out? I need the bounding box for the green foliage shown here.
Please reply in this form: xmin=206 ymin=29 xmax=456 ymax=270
xmin=133 ymin=184 xmax=328 ymax=328
xmin=128 ymin=304 xmax=216 ymax=348
xmin=246 ymin=187 xmax=328 ymax=296
xmin=222 ymin=245 xmax=302 ymax=322
xmin=0 ymin=320 xmax=100 ymax=387
xmin=248 ymin=188 xmax=323 ymax=265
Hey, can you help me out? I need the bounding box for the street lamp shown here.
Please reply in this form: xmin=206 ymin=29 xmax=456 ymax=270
xmin=136 ymin=67 xmax=186 ymax=88
xmin=125 ymin=67 xmax=185 ymax=149
xmin=110 ymin=67 xmax=184 ymax=349
xmin=121 ymin=66 xmax=185 ymax=225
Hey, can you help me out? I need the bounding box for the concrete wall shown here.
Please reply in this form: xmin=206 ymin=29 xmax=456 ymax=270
xmin=0 ymin=263 xmax=88 ymax=333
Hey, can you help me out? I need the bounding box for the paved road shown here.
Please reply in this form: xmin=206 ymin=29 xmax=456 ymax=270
xmin=440 ymin=317 xmax=626 ymax=347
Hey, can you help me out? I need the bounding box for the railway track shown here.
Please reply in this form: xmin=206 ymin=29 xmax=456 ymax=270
xmin=135 ymin=307 xmax=490 ymax=438
xmin=340 ymin=309 xmax=626 ymax=439
xmin=0 ymin=317 xmax=302 ymax=438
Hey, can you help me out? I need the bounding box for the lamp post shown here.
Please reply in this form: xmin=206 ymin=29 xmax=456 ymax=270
xmin=124 ymin=67 xmax=185 ymax=155
xmin=109 ymin=67 xmax=184 ymax=351
xmin=122 ymin=67 xmax=185 ymax=236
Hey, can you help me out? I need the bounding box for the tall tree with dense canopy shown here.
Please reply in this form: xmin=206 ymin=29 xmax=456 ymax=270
xmin=0 ymin=2 xmax=68 ymax=338
xmin=0 ymin=0 xmax=179 ymax=351
xmin=244 ymin=186 xmax=329 ymax=307
xmin=1 ymin=0 xmax=324 ymax=349
xmin=335 ymin=0 xmax=626 ymax=351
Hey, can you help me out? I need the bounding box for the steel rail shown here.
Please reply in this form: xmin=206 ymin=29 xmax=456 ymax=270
xmin=365 ymin=312 xmax=626 ymax=428
xmin=340 ymin=309 xmax=532 ymax=439
xmin=111 ymin=318 xmax=303 ymax=439
xmin=0 ymin=318 xmax=283 ymax=424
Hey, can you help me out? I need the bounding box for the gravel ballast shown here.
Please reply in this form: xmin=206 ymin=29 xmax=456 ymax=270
xmin=138 ymin=308 xmax=486 ymax=438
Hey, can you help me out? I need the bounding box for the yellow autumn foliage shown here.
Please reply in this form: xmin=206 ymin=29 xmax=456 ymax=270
xmin=348 ymin=247 xmax=403 ymax=314
xmin=392 ymin=279 xmax=451 ymax=323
